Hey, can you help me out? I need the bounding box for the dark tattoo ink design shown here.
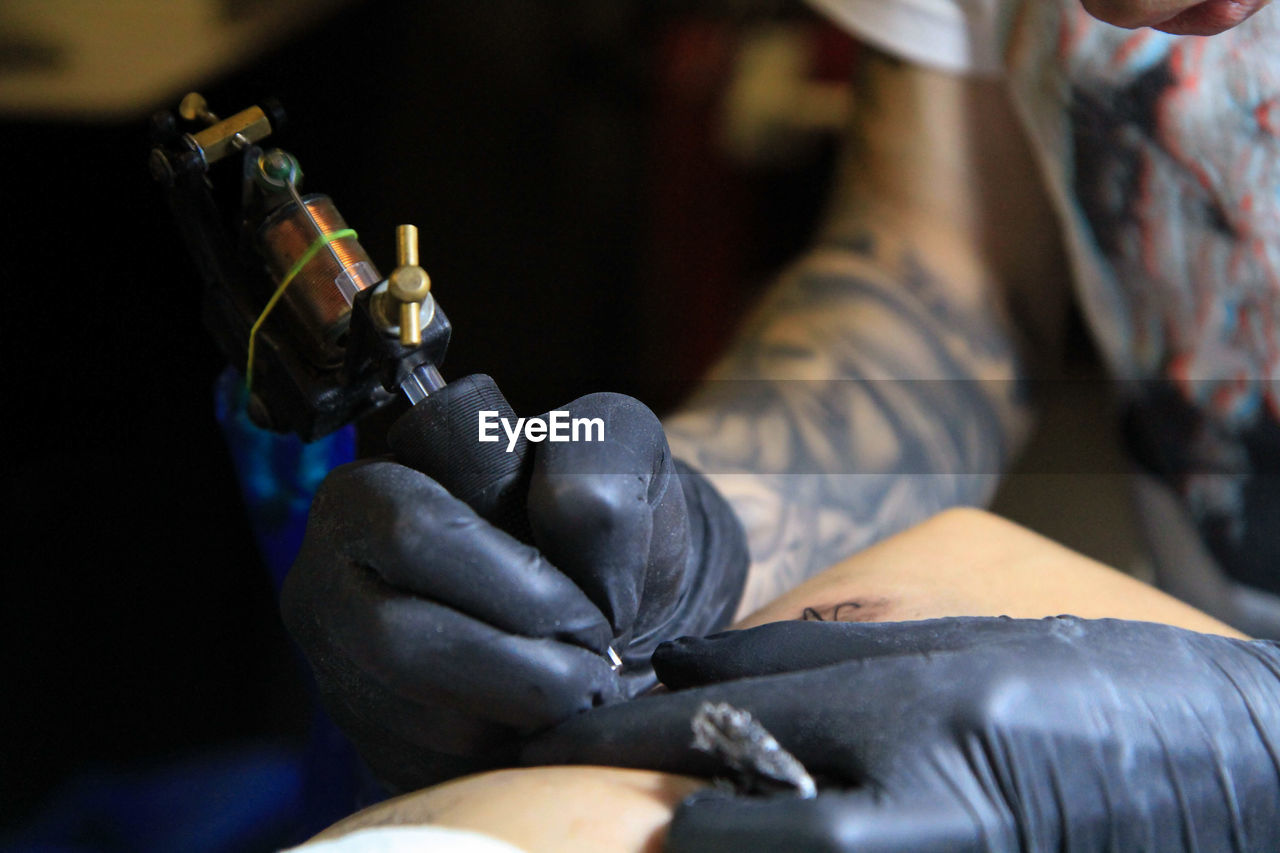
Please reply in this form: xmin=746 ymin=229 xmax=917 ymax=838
xmin=665 ymin=227 xmax=1029 ymax=610
xmin=800 ymin=598 xmax=892 ymax=623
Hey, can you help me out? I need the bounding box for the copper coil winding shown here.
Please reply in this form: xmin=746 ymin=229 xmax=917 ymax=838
xmin=258 ymin=194 xmax=381 ymax=365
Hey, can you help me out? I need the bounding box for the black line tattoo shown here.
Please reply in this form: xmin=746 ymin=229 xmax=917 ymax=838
xmin=801 ymin=598 xmax=891 ymax=622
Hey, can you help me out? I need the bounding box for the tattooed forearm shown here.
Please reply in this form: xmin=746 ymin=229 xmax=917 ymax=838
xmin=661 ymin=42 xmax=1060 ymax=614
xmin=664 ymin=227 xmax=1031 ymax=613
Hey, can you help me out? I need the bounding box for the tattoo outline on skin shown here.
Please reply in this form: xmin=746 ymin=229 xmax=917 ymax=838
xmin=800 ymin=598 xmax=893 ymax=623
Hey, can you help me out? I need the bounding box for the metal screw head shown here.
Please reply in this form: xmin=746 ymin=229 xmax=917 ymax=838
xmin=148 ymin=149 xmax=175 ymax=185
xmin=179 ymin=92 xmax=218 ymax=124
xmin=388 ymin=266 xmax=431 ymax=302
xmin=262 ymin=149 xmax=291 ymax=176
xmin=254 ymin=149 xmax=301 ymax=190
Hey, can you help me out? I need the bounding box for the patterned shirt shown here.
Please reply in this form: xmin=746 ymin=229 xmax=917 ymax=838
xmin=810 ymin=0 xmax=1280 ymax=599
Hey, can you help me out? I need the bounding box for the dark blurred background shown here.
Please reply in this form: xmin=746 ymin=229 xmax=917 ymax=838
xmin=1 ymin=1 xmax=851 ymax=847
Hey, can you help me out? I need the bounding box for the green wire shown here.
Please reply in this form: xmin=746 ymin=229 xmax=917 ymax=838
xmin=244 ymin=228 xmax=357 ymax=396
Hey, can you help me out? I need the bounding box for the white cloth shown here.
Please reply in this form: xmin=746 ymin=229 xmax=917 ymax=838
xmin=287 ymin=825 xmax=528 ymax=853
xmin=805 ymin=0 xmax=1004 ymax=75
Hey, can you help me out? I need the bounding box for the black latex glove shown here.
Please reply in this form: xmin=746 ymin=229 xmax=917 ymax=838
xmin=524 ymin=616 xmax=1280 ymax=851
xmin=282 ymin=392 xmax=747 ymax=791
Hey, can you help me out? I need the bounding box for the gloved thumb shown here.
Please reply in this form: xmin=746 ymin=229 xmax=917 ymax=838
xmin=653 ymin=617 xmax=1082 ymax=689
xmin=666 ymin=785 xmax=993 ymax=853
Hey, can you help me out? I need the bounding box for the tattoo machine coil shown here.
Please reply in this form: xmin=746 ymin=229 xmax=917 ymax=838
xmin=149 ymin=94 xmax=539 ymax=546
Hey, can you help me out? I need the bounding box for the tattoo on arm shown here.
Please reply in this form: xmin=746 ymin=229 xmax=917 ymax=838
xmin=664 ymin=229 xmax=1030 ymax=613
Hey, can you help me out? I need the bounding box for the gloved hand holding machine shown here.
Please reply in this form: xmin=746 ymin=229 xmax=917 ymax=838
xmin=148 ymin=94 xmax=747 ymax=791
xmin=151 ymin=95 xmax=1280 ymax=851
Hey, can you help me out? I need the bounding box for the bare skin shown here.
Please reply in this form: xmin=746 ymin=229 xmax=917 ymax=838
xmin=734 ymin=507 xmax=1243 ymax=636
xmin=1080 ymin=0 xmax=1271 ymax=35
xmin=305 ymin=766 xmax=703 ymax=853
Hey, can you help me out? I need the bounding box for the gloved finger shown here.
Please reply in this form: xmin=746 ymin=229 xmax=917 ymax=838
xmin=665 ymin=786 xmax=996 ymax=853
xmin=309 ymin=645 xmax=524 ymax=790
xmin=324 ymin=563 xmax=625 ymax=731
xmin=521 ymin=683 xmax=731 ymax=776
xmin=523 ymin=651 xmax=949 ymax=777
xmin=527 ymin=393 xmax=691 ymax=636
xmin=522 ymin=666 xmax=915 ymax=780
xmin=653 ymin=616 xmax=1083 ymax=688
xmin=309 ymin=458 xmax=612 ymax=653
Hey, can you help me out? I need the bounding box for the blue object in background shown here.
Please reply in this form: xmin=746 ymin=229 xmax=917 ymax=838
xmin=3 ymin=371 xmax=379 ymax=852
xmin=213 ymin=369 xmax=357 ymax=594
xmin=3 ymin=746 xmax=304 ymax=853
xmin=214 ymin=368 xmax=383 ymax=843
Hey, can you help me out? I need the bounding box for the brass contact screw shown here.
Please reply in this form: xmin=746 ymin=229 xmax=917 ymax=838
xmin=179 ymin=92 xmax=220 ymax=125
xmin=387 ymin=224 xmax=432 ymax=346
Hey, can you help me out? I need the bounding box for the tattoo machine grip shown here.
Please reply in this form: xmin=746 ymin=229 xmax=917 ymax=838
xmin=388 ymin=373 xmax=534 ymax=542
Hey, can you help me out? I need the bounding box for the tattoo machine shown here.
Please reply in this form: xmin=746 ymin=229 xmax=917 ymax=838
xmin=149 ymin=94 xmax=543 ymax=546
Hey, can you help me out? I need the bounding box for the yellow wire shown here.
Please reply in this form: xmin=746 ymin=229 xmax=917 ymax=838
xmin=244 ymin=228 xmax=357 ymax=395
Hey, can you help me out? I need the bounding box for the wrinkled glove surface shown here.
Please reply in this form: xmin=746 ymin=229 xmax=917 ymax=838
xmin=283 ymin=392 xmax=747 ymax=791
xmin=525 ymin=616 xmax=1280 ymax=852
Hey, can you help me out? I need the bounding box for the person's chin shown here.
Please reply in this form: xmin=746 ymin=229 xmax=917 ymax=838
xmin=1150 ymin=0 xmax=1270 ymax=36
